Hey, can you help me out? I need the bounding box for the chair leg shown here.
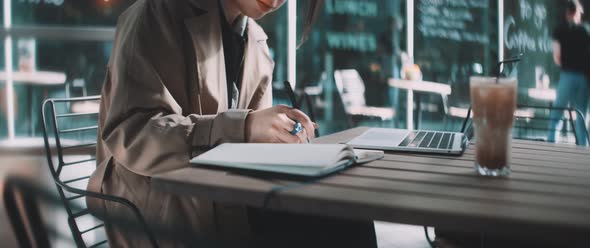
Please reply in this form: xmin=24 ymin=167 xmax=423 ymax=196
xmin=568 ymin=109 xmax=579 ymax=145
xmin=3 ymin=180 xmax=32 ymax=248
xmin=3 ymin=178 xmax=51 ymax=248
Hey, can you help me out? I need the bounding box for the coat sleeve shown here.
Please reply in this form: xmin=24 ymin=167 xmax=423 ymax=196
xmin=256 ymin=71 xmax=273 ymax=109
xmin=99 ymin=4 xmax=257 ymax=177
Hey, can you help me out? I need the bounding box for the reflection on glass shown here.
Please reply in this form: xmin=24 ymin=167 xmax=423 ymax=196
xmin=0 ymin=3 xmax=3 ymax=26
xmin=6 ymin=39 xmax=111 ymax=137
xmin=503 ymin=0 xmax=560 ymax=104
xmin=257 ymin=4 xmax=288 ymax=83
xmin=0 ymin=45 xmax=5 ymax=139
xmin=414 ymin=0 xmax=499 ymax=132
xmin=503 ymin=1 xmax=586 ymax=144
xmin=296 ymin=0 xmax=407 ymax=135
xmin=13 ymin=0 xmax=135 ymax=26
xmin=0 ymin=83 xmax=6 ymax=139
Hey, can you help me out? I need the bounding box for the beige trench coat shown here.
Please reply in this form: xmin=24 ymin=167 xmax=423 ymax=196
xmin=87 ymin=0 xmax=274 ymax=246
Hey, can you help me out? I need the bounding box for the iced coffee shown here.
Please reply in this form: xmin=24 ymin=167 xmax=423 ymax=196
xmin=470 ymin=77 xmax=517 ymax=177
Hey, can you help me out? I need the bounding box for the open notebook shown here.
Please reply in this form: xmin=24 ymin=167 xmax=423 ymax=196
xmin=190 ymin=144 xmax=384 ymax=177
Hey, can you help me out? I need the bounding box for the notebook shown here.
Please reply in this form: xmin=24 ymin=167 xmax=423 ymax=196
xmin=190 ymin=143 xmax=384 ymax=177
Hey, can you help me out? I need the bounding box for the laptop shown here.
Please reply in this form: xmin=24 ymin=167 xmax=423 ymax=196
xmin=347 ymin=128 xmax=468 ymax=155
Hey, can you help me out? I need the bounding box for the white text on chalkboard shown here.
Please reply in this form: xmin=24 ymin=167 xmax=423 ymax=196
xmin=18 ymin=0 xmax=64 ymax=6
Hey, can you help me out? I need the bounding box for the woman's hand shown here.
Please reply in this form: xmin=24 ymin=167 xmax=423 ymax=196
xmin=245 ymin=105 xmax=318 ymax=143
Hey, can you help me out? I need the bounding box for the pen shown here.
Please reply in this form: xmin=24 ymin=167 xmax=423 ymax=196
xmin=283 ymin=80 xmax=300 ymax=109
xmin=283 ymin=80 xmax=309 ymax=143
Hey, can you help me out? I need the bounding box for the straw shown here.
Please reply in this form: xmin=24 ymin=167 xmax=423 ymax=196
xmin=496 ymin=53 xmax=524 ymax=84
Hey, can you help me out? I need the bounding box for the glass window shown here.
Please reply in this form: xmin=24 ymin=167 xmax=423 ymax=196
xmin=0 ymin=42 xmax=5 ymax=138
xmin=297 ymin=0 xmax=407 ymax=134
xmin=7 ymin=39 xmax=111 ymax=137
xmin=503 ymin=0 xmax=590 ymax=144
xmin=503 ymin=0 xmax=561 ymax=104
xmin=2 ymin=0 xmax=135 ymax=139
xmin=13 ymin=0 xmax=135 ymax=26
xmin=0 ymin=3 xmax=4 ymax=26
xmin=414 ymin=0 xmax=498 ymax=129
xmin=257 ymin=4 xmax=288 ymax=84
xmin=0 ymin=83 xmax=6 ymax=139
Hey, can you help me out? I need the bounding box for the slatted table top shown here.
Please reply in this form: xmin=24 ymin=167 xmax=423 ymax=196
xmin=152 ymin=127 xmax=590 ymax=241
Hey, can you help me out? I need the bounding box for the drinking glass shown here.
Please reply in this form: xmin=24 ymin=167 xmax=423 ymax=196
xmin=470 ymin=77 xmax=517 ymax=177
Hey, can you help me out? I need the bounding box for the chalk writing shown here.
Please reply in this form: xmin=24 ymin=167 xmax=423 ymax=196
xmin=504 ymin=0 xmax=552 ymax=53
xmin=417 ymin=0 xmax=490 ymax=44
xmin=326 ymin=32 xmax=377 ymax=52
xmin=18 ymin=0 xmax=64 ymax=6
xmin=325 ymin=0 xmax=378 ymax=17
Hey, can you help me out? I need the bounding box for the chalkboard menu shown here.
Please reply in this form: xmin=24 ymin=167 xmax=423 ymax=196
xmin=503 ymin=0 xmax=560 ymax=100
xmin=418 ymin=0 xmax=490 ymax=44
xmin=414 ymin=0 xmax=497 ymax=105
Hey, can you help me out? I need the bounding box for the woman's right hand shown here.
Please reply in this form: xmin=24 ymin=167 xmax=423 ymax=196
xmin=245 ymin=105 xmax=318 ymax=143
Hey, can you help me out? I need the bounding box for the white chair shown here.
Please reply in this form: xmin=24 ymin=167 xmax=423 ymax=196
xmin=333 ymin=69 xmax=395 ymax=127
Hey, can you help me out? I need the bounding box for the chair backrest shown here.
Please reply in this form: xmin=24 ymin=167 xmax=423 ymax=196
xmin=334 ymin=69 xmax=367 ymax=109
xmin=461 ymin=105 xmax=590 ymax=145
xmin=42 ymin=96 xmax=159 ymax=248
xmin=41 ymin=96 xmax=107 ymax=248
xmin=514 ymin=105 xmax=590 ymax=145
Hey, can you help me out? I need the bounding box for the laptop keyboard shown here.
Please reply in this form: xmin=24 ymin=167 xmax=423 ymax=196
xmin=399 ymin=131 xmax=455 ymax=150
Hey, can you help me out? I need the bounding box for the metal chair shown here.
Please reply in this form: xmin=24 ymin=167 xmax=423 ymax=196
xmin=41 ymin=96 xmax=158 ymax=248
xmin=460 ymin=105 xmax=590 ymax=146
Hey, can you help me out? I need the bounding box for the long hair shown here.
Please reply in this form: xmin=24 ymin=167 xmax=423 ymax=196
xmin=567 ymin=0 xmax=583 ymax=14
xmin=298 ymin=0 xmax=324 ymax=49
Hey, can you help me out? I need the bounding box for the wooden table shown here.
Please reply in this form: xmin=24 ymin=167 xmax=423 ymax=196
xmin=389 ymin=79 xmax=452 ymax=130
xmin=0 ymin=71 xmax=66 ymax=85
xmin=0 ymin=71 xmax=66 ymax=137
xmin=528 ymin=88 xmax=557 ymax=102
xmin=152 ymin=127 xmax=590 ymax=243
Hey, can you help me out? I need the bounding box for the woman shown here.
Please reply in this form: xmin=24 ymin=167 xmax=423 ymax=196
xmin=87 ymin=0 xmax=377 ymax=247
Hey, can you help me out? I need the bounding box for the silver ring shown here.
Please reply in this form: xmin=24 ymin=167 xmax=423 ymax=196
xmin=290 ymin=122 xmax=303 ymax=135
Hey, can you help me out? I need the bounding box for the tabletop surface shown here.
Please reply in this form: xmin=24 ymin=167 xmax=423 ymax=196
xmin=388 ymin=79 xmax=452 ymax=95
xmin=527 ymin=88 xmax=557 ymax=101
xmin=152 ymin=127 xmax=590 ymax=240
xmin=0 ymin=71 xmax=66 ymax=85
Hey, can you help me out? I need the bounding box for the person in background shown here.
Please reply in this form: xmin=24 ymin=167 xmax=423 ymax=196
xmin=548 ymin=0 xmax=590 ymax=145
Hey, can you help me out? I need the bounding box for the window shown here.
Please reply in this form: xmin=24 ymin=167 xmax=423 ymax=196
xmin=2 ymin=0 xmax=587 ymax=139
xmin=1 ymin=0 xmax=132 ymax=139
xmin=414 ymin=0 xmax=499 ymax=125
xmin=9 ymin=40 xmax=111 ymax=137
xmin=295 ymin=0 xmax=407 ymax=133
xmin=503 ymin=0 xmax=560 ymax=104
xmin=13 ymin=0 xmax=133 ymax=26
xmin=257 ymin=3 xmax=288 ymax=84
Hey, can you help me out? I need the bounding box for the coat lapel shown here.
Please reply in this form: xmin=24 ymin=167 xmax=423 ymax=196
xmin=184 ymin=1 xmax=228 ymax=114
xmin=184 ymin=0 xmax=274 ymax=113
xmin=239 ymin=19 xmax=274 ymax=109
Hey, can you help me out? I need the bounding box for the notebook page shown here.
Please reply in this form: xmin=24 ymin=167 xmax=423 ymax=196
xmin=192 ymin=143 xmax=351 ymax=168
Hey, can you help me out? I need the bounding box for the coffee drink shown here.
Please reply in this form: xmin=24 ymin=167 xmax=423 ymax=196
xmin=470 ymin=77 xmax=517 ymax=176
